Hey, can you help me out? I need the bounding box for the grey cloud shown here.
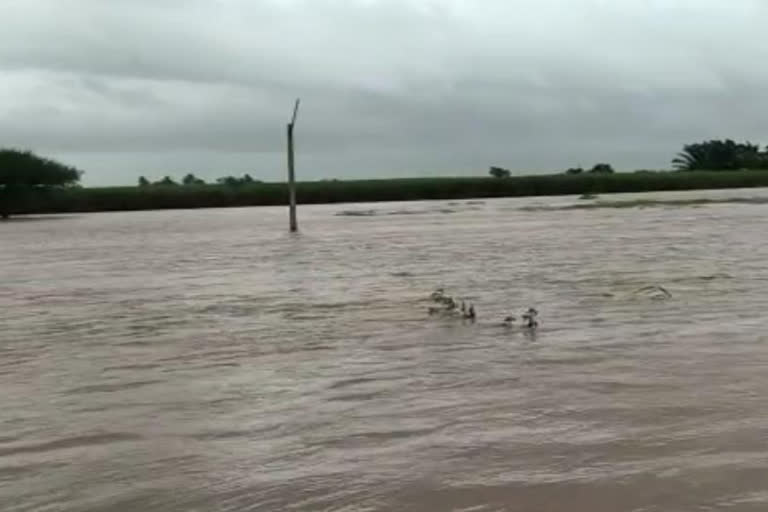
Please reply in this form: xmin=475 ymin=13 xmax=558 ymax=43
xmin=2 ymin=0 xmax=768 ymax=184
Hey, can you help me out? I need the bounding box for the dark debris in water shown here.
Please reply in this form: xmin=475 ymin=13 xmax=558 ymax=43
xmin=385 ymin=208 xmax=458 ymax=216
xmin=336 ymin=207 xmax=463 ymax=217
xmin=335 ymin=210 xmax=377 ymax=217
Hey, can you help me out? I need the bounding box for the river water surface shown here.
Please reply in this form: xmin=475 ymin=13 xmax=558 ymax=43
xmin=2 ymin=189 xmax=768 ymax=511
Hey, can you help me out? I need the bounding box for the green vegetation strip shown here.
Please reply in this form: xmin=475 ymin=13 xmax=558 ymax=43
xmin=5 ymin=171 xmax=768 ymax=215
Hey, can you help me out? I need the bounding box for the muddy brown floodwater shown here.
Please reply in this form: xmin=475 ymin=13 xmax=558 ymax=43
xmin=2 ymin=189 xmax=768 ymax=511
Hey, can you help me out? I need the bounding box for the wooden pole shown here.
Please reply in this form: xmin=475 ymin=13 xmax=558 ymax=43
xmin=287 ymin=98 xmax=300 ymax=232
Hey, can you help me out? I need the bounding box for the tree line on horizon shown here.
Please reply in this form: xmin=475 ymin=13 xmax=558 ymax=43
xmin=138 ymin=173 xmax=262 ymax=187
xmin=490 ymin=139 xmax=768 ymax=177
xmin=5 ymin=144 xmax=768 ymax=217
xmin=4 ymin=138 xmax=768 ymax=216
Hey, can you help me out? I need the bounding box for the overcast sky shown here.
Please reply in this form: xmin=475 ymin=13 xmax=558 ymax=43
xmin=2 ymin=0 xmax=768 ymax=185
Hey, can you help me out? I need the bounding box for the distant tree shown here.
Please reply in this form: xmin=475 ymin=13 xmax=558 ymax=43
xmin=155 ymin=176 xmax=178 ymax=186
xmin=566 ymin=167 xmax=584 ymax=175
xmin=0 ymin=149 xmax=82 ymax=218
xmin=217 ymin=174 xmax=261 ymax=186
xmin=217 ymin=176 xmax=240 ymax=186
xmin=589 ymin=163 xmax=615 ymax=174
xmin=673 ymin=139 xmax=768 ymax=171
xmin=182 ymin=173 xmax=206 ymax=186
xmin=138 ymin=176 xmax=150 ymax=187
xmin=489 ymin=166 xmax=511 ymax=178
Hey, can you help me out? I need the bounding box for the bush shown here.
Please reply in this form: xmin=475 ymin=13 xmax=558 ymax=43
xmin=489 ymin=166 xmax=511 ymax=178
xmin=0 ymin=149 xmax=82 ymax=218
xmin=589 ymin=163 xmax=615 ymax=174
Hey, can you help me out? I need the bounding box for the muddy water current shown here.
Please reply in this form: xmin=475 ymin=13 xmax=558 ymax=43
xmin=2 ymin=189 xmax=768 ymax=511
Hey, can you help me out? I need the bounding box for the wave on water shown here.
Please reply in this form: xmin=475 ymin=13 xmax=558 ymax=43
xmin=519 ymin=196 xmax=768 ymax=211
xmin=335 ymin=209 xmax=377 ymax=217
xmin=336 ymin=207 xmax=464 ymax=217
xmin=5 ymin=194 xmax=768 ymax=511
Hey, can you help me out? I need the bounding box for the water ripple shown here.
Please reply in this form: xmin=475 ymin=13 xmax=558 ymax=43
xmin=2 ymin=191 xmax=768 ymax=510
